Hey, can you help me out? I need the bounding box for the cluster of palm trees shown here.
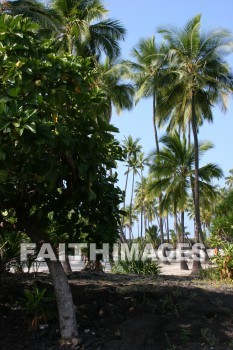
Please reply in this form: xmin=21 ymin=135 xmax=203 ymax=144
xmin=121 ymin=133 xmax=223 ymax=267
xmin=1 ymin=2 xmax=233 ymax=272
xmin=120 ymin=15 xmax=233 ymax=272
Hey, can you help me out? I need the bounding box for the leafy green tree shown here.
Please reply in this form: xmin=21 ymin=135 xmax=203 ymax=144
xmin=210 ymin=189 xmax=233 ymax=241
xmin=157 ymin=15 xmax=233 ymax=255
xmin=0 ymin=14 xmax=123 ymax=342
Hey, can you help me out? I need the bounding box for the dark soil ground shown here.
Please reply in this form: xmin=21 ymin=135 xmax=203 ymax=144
xmin=0 ymin=271 xmax=233 ymax=350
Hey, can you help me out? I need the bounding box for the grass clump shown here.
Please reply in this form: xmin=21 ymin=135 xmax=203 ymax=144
xmin=112 ymin=258 xmax=160 ymax=276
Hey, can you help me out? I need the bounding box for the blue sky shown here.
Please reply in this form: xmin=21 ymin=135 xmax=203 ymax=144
xmin=103 ymin=0 xmax=233 ymax=234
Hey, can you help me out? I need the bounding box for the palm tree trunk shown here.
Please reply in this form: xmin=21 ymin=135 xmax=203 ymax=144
xmin=152 ymin=92 xmax=160 ymax=151
xmin=191 ymin=94 xmax=204 ymax=243
xmin=140 ymin=170 xmax=144 ymax=238
xmin=188 ymin=120 xmax=191 ymax=146
xmin=165 ymin=214 xmax=170 ymax=243
xmin=140 ymin=208 xmax=143 ymax=238
xmin=190 ymin=94 xmax=202 ymax=273
xmin=190 ymin=175 xmax=198 ymax=242
xmin=180 ymin=211 xmax=189 ymax=270
xmin=129 ymin=171 xmax=135 ymax=241
xmin=120 ymin=165 xmax=130 ymax=242
xmin=174 ymin=211 xmax=178 ymax=243
xmin=152 ymin=92 xmax=164 ymax=243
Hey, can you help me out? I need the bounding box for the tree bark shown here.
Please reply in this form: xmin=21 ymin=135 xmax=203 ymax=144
xmin=180 ymin=211 xmax=189 ymax=270
xmin=152 ymin=92 xmax=164 ymax=243
xmin=24 ymin=223 xmax=79 ymax=341
xmin=47 ymin=260 xmax=79 ymax=340
xmin=191 ymin=94 xmax=203 ymax=243
xmin=129 ymin=170 xmax=135 ymax=241
xmin=165 ymin=214 xmax=170 ymax=243
xmin=191 ymin=94 xmax=203 ymax=273
xmin=62 ymin=254 xmax=73 ymax=275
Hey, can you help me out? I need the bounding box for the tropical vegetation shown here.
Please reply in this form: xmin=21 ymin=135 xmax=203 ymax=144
xmin=0 ymin=3 xmax=233 ymax=347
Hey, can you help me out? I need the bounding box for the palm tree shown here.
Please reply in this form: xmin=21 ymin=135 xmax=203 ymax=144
xmin=145 ymin=225 xmax=160 ymax=249
xmin=121 ymin=205 xmax=138 ymax=240
xmin=122 ymin=136 xmax=142 ymax=207
xmin=94 ymin=58 xmax=134 ymax=121
xmin=156 ymin=15 xmax=233 ymax=260
xmin=128 ymin=154 xmax=142 ymax=241
xmin=128 ymin=36 xmax=167 ymax=149
xmin=225 ymin=169 xmax=233 ymax=188
xmin=51 ymin=0 xmax=126 ymax=58
xmin=134 ymin=177 xmax=148 ymax=238
xmin=127 ymin=37 xmax=168 ymax=242
xmin=134 ymin=153 xmax=149 ymax=237
xmin=121 ymin=136 xmax=142 ymax=240
xmin=148 ymin=132 xmax=223 ymax=270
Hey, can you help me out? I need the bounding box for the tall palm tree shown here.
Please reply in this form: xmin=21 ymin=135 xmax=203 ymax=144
xmin=122 ymin=136 xmax=142 ymax=210
xmin=121 ymin=205 xmax=137 ymax=240
xmin=126 ymin=37 xmax=167 ymax=242
xmin=134 ymin=176 xmax=148 ymax=238
xmin=156 ymin=15 xmax=233 ymax=260
xmin=128 ymin=154 xmax=143 ymax=241
xmin=128 ymin=36 xmax=167 ymax=149
xmin=148 ymin=132 xmax=223 ymax=270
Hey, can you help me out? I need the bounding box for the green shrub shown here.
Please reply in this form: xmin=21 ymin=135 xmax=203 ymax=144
xmin=112 ymin=258 xmax=160 ymax=276
xmin=199 ymin=267 xmax=220 ymax=281
xmin=21 ymin=285 xmax=55 ymax=330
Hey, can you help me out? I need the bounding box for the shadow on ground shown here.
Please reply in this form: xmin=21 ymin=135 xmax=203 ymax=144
xmin=0 ymin=272 xmax=233 ymax=350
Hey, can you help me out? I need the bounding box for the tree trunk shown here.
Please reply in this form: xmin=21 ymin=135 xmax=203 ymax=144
xmin=190 ymin=175 xmax=198 ymax=242
xmin=159 ymin=212 xmax=164 ymax=244
xmin=62 ymin=254 xmax=73 ymax=275
xmin=174 ymin=211 xmax=178 ymax=244
xmin=129 ymin=170 xmax=135 ymax=241
xmin=152 ymin=92 xmax=160 ymax=151
xmin=180 ymin=211 xmax=189 ymax=270
xmin=140 ymin=209 xmax=143 ymax=238
xmin=47 ymin=260 xmax=79 ymax=340
xmin=121 ymin=165 xmax=130 ymax=230
xmin=152 ymin=93 xmax=164 ymax=243
xmin=24 ymin=223 xmax=79 ymax=342
xmin=140 ymin=170 xmax=144 ymax=238
xmin=165 ymin=214 xmax=170 ymax=243
xmin=119 ymin=226 xmax=127 ymax=243
xmin=191 ymin=94 xmax=203 ymax=273
xmin=191 ymin=94 xmax=203 ymax=243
